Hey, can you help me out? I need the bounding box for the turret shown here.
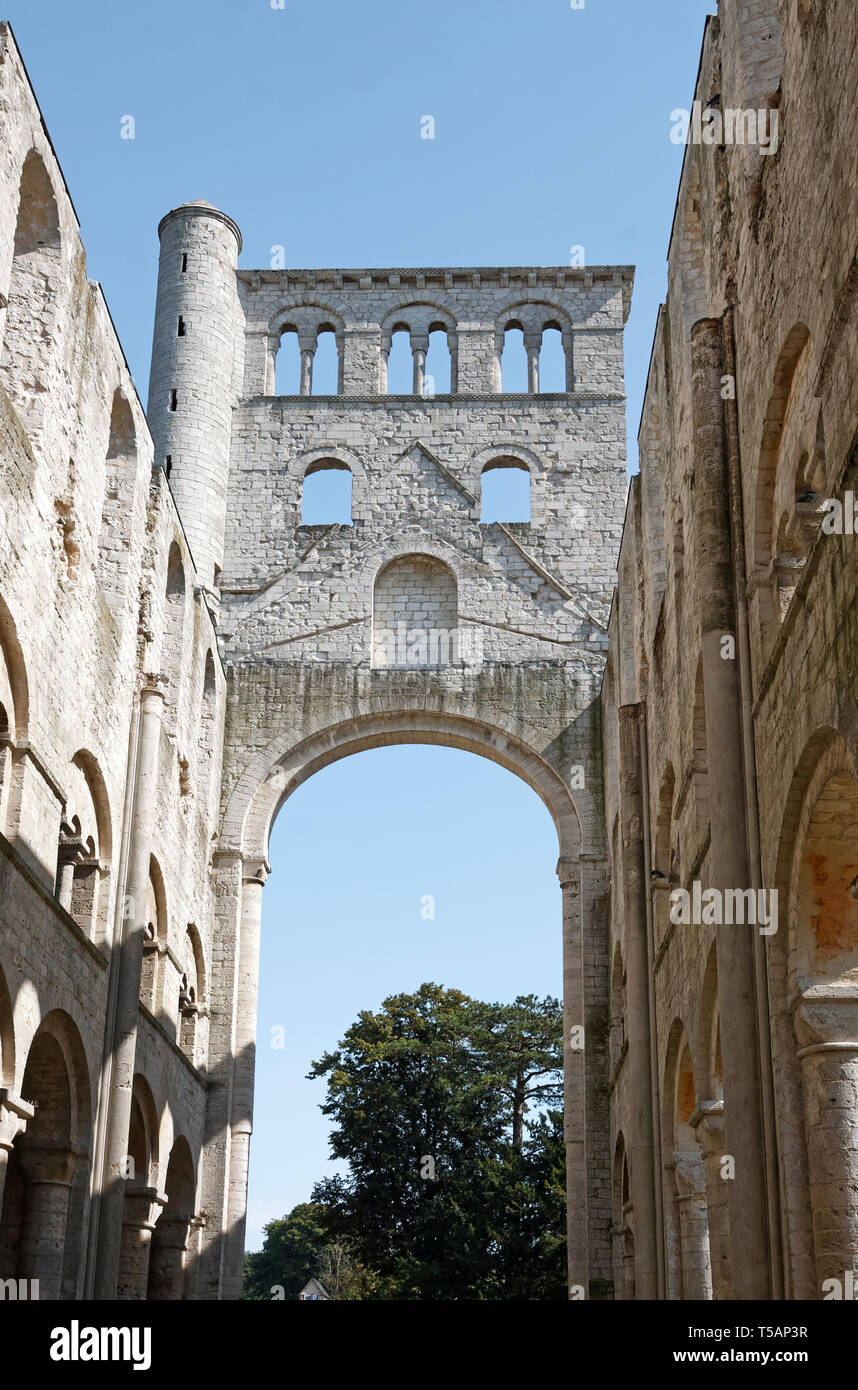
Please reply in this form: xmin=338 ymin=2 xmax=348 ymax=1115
xmin=148 ymin=200 xmax=242 ymax=594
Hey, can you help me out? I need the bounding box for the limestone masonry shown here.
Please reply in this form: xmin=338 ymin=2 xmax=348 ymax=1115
xmin=0 ymin=0 xmax=856 ymax=1300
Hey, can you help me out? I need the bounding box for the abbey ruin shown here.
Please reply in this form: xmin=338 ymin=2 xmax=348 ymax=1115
xmin=0 ymin=0 xmax=856 ymax=1300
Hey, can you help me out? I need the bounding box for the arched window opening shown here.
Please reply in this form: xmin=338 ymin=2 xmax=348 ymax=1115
xmin=692 ymin=658 xmax=709 ymax=843
xmin=141 ymin=857 xmax=167 ymax=1014
xmin=371 ymin=554 xmax=459 ymax=668
xmin=300 ymin=461 xmax=352 ymax=525
xmin=0 ymin=1018 xmax=90 ymax=1300
xmin=0 ymin=702 xmax=10 ymax=834
xmin=539 ymin=324 xmax=566 ymax=393
xmin=163 ymin=543 xmax=187 ymax=722
xmin=672 ymin=1040 xmax=712 ymax=1300
xmin=55 ymin=754 xmax=110 ymax=940
xmin=274 ymin=326 xmax=300 ymax=395
xmin=179 ymin=924 xmax=206 ymax=1066
xmin=0 ymin=152 xmax=62 ymax=443
xmin=480 ymin=460 xmax=531 ymax=523
xmin=385 ymin=327 xmax=412 ymax=394
xmin=147 ymin=1138 xmax=196 ymax=1300
xmin=652 ymin=764 xmax=677 ymax=951
xmin=425 ymin=326 xmax=451 ymax=396
xmin=311 ymin=328 xmax=339 ymax=395
xmin=613 ymin=1135 xmax=635 ymax=1300
xmin=501 ymin=324 xmax=528 ymax=393
xmin=609 ymin=944 xmax=626 ymax=1073
xmin=98 ymin=390 xmax=138 ymax=603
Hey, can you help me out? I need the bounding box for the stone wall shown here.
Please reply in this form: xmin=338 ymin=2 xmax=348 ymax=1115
xmin=604 ymin=0 xmax=858 ymax=1300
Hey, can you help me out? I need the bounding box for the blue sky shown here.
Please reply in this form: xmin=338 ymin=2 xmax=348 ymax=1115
xmin=9 ymin=0 xmax=714 ymax=1247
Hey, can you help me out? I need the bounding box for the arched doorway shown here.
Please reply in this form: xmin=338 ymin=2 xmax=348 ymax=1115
xmin=202 ymin=708 xmax=590 ymax=1300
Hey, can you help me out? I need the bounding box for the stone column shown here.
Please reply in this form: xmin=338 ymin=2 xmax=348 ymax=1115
xmin=17 ymin=1143 xmax=75 ymax=1299
xmin=117 ymin=1186 xmax=166 ymax=1300
xmin=794 ymin=995 xmax=858 ymax=1290
xmin=93 ymin=679 xmax=165 ymax=1299
xmin=618 ymin=704 xmax=659 ymax=1298
xmin=524 ymin=333 xmax=541 ymax=393
xmin=298 ymin=336 xmax=315 ymax=396
xmin=673 ymin=1149 xmax=712 ymax=1300
xmin=221 ymin=857 xmax=268 ymax=1300
xmin=196 ymin=851 xmax=244 ymax=1298
xmin=690 ymin=318 xmax=771 ymax=1299
xmin=147 ymin=1213 xmax=190 ymax=1300
xmin=558 ymin=855 xmax=588 ymax=1296
xmin=55 ymin=820 xmax=85 ymax=912
xmin=411 ymin=333 xmax=428 ymax=395
xmin=0 ymin=1091 xmax=33 ymax=1216
xmin=694 ymin=1102 xmax=731 ymax=1299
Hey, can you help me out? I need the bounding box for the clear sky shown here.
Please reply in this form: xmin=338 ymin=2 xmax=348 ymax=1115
xmin=8 ymin=0 xmax=715 ymax=1248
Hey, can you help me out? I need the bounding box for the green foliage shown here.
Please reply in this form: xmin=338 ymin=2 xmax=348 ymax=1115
xmin=242 ymin=1202 xmax=328 ymax=1300
xmin=307 ymin=983 xmax=567 ymax=1300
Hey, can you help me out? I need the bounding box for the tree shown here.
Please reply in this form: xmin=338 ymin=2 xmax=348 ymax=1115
xmin=308 ymin=983 xmax=566 ymax=1299
xmin=242 ymin=1202 xmax=328 ymax=1300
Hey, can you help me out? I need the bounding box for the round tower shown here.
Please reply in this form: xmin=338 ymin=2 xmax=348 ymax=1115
xmin=148 ymin=199 xmax=242 ymax=594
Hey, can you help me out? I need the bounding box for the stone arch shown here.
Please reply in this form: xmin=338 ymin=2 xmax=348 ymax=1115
xmin=300 ymin=456 xmax=353 ymax=525
xmin=0 ymin=591 xmax=30 ymax=740
xmin=495 ymin=300 xmax=573 ymax=392
xmin=141 ymin=855 xmax=168 ymax=1013
xmin=609 ymin=941 xmax=626 ymax=1073
xmin=662 ymin=1018 xmax=712 ymax=1301
xmin=0 ymin=958 xmax=14 ymax=1089
xmin=750 ymin=324 xmax=812 ymax=649
xmin=772 ymin=736 xmax=858 ymax=1297
xmin=612 ymin=1131 xmax=635 ymax=1299
xmin=479 ymin=456 xmax=532 ymax=524
xmin=97 ymin=388 xmax=138 ymax=602
xmin=653 ymin=763 xmax=677 ymax=950
xmin=147 ymin=1135 xmax=197 ymax=1300
xmin=0 ymin=150 xmax=63 ymax=447
xmin=228 ymin=710 xmax=582 ymax=869
xmin=0 ymin=593 xmax=29 ymax=835
xmin=270 ymin=303 xmax=345 ymax=396
xmin=163 ymin=541 xmax=188 ymax=724
xmin=371 ymin=553 xmax=459 ymax=669
xmin=55 ymin=750 xmax=112 ymax=942
xmin=178 ymin=923 xmax=206 ymax=1066
xmin=691 ymin=656 xmax=710 ymax=847
xmin=117 ymin=1073 xmax=162 ymax=1299
xmin=0 ymin=1009 xmax=91 ymax=1299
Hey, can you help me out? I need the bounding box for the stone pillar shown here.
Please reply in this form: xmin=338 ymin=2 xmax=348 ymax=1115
xmin=196 ymin=851 xmax=244 ymax=1298
xmin=525 ymin=333 xmax=540 ymax=393
xmin=794 ymin=996 xmax=858 ymax=1290
xmin=56 ymin=820 xmax=85 ymax=912
xmin=17 ymin=1143 xmax=75 ymax=1299
xmin=411 ymin=333 xmax=428 ymax=396
xmin=298 ymin=335 xmax=315 ymax=396
xmin=117 ymin=1186 xmax=166 ymax=1300
xmin=0 ymin=1091 xmax=33 ymax=1216
xmin=694 ymin=1102 xmax=731 ymax=1299
xmin=618 ymin=704 xmax=659 ymax=1298
xmin=147 ymin=1213 xmax=190 ymax=1300
xmin=558 ymin=855 xmax=588 ymax=1295
xmin=93 ymin=679 xmax=165 ymax=1299
xmin=690 ymin=318 xmax=771 ymax=1299
xmin=673 ymin=1149 xmax=712 ymax=1301
xmin=221 ymin=857 xmax=268 ymax=1300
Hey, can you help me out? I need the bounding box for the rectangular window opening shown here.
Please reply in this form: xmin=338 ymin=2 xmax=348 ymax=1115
xmin=181 ymin=253 xmax=188 ymax=273
xmin=169 ymin=389 xmax=178 ymax=412
xmin=177 ymin=316 xmax=185 ymax=337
